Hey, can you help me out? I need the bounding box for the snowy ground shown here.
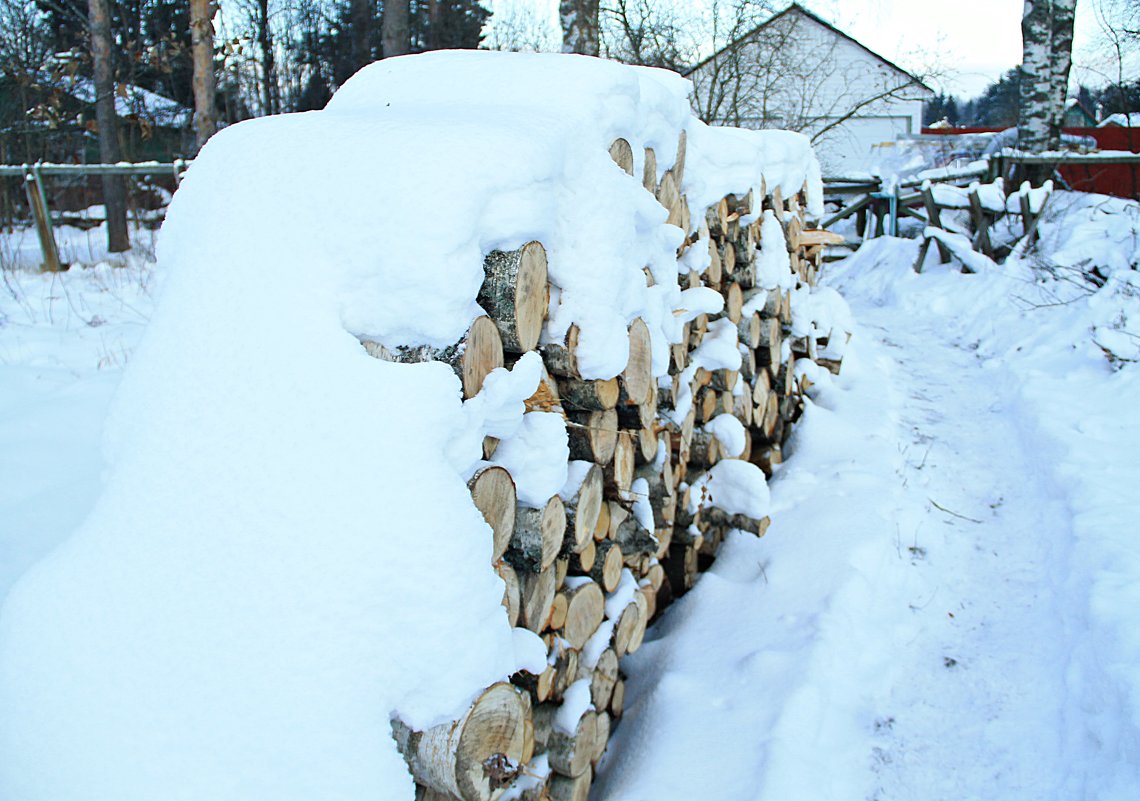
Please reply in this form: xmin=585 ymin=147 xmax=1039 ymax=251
xmin=598 ymin=220 xmax=1140 ymax=800
xmin=2 ymin=190 xmax=1138 ymax=798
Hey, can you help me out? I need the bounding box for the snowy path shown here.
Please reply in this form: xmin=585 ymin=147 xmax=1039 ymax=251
xmin=850 ymin=310 xmax=1077 ymax=801
xmin=597 ymin=268 xmax=1123 ymax=800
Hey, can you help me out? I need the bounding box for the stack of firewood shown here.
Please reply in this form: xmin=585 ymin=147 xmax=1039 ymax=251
xmin=367 ymin=132 xmax=839 ymax=801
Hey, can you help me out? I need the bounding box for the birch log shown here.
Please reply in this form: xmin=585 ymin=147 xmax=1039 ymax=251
xmin=479 ymin=243 xmax=548 ymax=353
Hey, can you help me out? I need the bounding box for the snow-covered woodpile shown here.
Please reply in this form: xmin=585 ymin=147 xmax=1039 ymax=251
xmin=377 ymin=131 xmax=845 ymax=801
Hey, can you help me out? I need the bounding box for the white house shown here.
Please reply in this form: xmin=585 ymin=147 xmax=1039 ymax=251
xmin=686 ymin=4 xmax=934 ymax=174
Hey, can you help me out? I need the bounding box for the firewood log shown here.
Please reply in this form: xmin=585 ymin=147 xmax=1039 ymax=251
xmin=542 ymin=325 xmax=581 ymax=379
xmin=532 ymin=704 xmax=598 ymax=779
xmin=589 ymin=648 xmax=619 ymax=710
xmin=548 ymin=591 xmax=569 ymax=631
xmin=756 ymin=317 xmax=781 ymax=368
xmin=688 ymin=428 xmax=719 ymax=468
xmin=591 ymin=540 xmax=624 ymax=593
xmin=551 ymin=644 xmax=579 ymax=700
xmin=604 ymin=431 xmax=635 ymax=498
xmin=724 ymin=280 xmax=743 ymax=324
xmin=672 ymin=129 xmax=687 ymax=187
xmin=593 ymin=500 xmax=610 ymax=542
xmin=362 ymin=315 xmax=503 ymax=399
xmin=570 ymin=539 xmax=597 ymax=573
xmin=614 ymin=515 xmax=656 ymax=557
xmin=566 ymin=408 xmax=618 ymax=464
xmin=562 ymin=579 xmax=605 ymax=649
xmin=592 ymin=712 xmax=610 ymax=765
xmin=706 ymin=237 xmax=723 ymax=288
xmin=610 ymin=679 xmax=626 ymax=718
xmin=608 ymin=138 xmax=634 ymax=176
xmin=496 ymin=561 xmax=521 ymax=627
xmin=480 ymin=243 xmax=548 ymax=354
xmin=614 ymin=589 xmax=649 ymax=657
xmin=620 ymin=318 xmax=653 ymax=406
xmin=642 ymin=147 xmax=657 ymax=193
xmin=563 ymin=464 xmax=603 ymax=554
xmin=549 ymin=770 xmax=591 ymax=801
xmin=656 ymin=170 xmax=679 ymax=215
xmin=469 ymin=466 xmax=516 ymax=563
xmin=392 ymin=683 xmax=529 ymax=801
xmin=738 ymin=311 xmax=761 ymax=350
xmin=559 ymin=377 xmax=619 ymax=412
xmin=519 ymin=569 xmax=556 ymax=633
xmin=507 ymin=496 xmax=567 ymax=574
xmin=513 ymin=662 xmax=556 ymax=705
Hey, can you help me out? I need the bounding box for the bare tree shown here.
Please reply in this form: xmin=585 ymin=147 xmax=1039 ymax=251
xmin=1020 ymin=0 xmax=1079 ymax=159
xmin=190 ymin=0 xmax=217 ymax=149
xmin=561 ymin=0 xmax=600 ymax=55
xmin=484 ymin=1 xmax=559 ymax=52
xmin=382 ymin=0 xmax=410 ymax=58
xmin=87 ymin=0 xmax=128 ymax=251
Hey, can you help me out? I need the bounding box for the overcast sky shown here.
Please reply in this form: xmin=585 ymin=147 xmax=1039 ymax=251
xmin=486 ymin=0 xmax=1118 ymax=100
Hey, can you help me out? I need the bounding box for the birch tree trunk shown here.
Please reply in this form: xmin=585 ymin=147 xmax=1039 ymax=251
xmin=88 ymin=0 xmax=129 ymax=252
xmin=190 ymin=0 xmax=217 ymax=149
xmin=1019 ymin=0 xmax=1078 ymax=182
xmin=559 ymin=0 xmax=599 ymax=56
xmin=382 ymin=0 xmax=410 ymax=58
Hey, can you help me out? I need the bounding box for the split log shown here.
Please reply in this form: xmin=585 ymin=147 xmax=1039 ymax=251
xmin=363 ymin=315 xmax=503 ymax=399
xmin=567 ymin=408 xmax=618 ymax=464
xmin=559 ymin=377 xmax=620 ymax=412
xmin=533 ymin=705 xmax=598 ymax=779
xmin=507 ymin=496 xmax=567 ymax=573
xmin=519 ymin=568 xmax=557 ymax=633
xmin=480 ymin=243 xmax=549 ymax=354
xmin=593 ymin=500 xmax=610 ymax=542
xmin=724 ymin=281 xmax=743 ymax=324
xmin=514 ymin=662 xmax=556 ymax=705
xmin=562 ymin=579 xmax=605 ymax=649
xmin=542 ymin=326 xmax=582 ymax=379
xmin=738 ymin=311 xmax=761 ymax=350
xmin=591 ymin=540 xmax=624 ymax=593
xmin=592 ymin=712 xmax=610 ymax=765
xmin=570 ymin=539 xmax=597 ymax=573
xmin=469 ymin=466 xmax=516 ymax=563
xmin=614 ymin=514 xmax=656 ymax=557
xmin=608 ymin=138 xmax=634 ymax=176
xmin=620 ymin=318 xmax=654 ymax=406
xmin=613 ymin=589 xmax=649 ymax=657
xmin=657 ymin=171 xmax=679 ymax=216
xmin=551 ymin=644 xmax=579 ymax=700
xmin=563 ymin=464 xmax=604 ymax=554
xmin=496 ymin=561 xmax=521 ymax=627
xmin=392 ymin=682 xmax=529 ymax=801
xmin=547 ymin=591 xmax=569 ymax=632
xmin=549 ymin=771 xmax=591 ymax=801
xmin=590 ymin=648 xmax=619 ymax=710
xmin=756 ymin=317 xmax=781 ymax=368
xmin=610 ymin=679 xmax=625 ymax=718
xmin=604 ymin=431 xmax=635 ymax=498
xmin=642 ymin=147 xmax=657 ymax=193
xmin=688 ymin=428 xmax=719 ymax=468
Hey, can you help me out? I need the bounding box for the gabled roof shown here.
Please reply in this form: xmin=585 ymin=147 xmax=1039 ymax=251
xmin=684 ymin=2 xmax=934 ymax=95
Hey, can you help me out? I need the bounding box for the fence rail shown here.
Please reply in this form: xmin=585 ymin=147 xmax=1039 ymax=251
xmin=2 ymin=161 xmax=191 ymax=271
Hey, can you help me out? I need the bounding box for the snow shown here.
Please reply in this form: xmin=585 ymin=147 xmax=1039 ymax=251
xmin=685 ymin=123 xmax=824 ymax=218
xmin=554 ymin=679 xmax=594 ymax=735
xmin=705 ymin=413 xmax=746 ymax=458
xmin=5 ymin=50 xmax=798 ymax=801
xmin=686 ymin=459 xmax=771 ymax=520
xmin=597 ymin=192 xmax=1140 ymax=801
xmin=490 ymin=411 xmax=570 ymax=508
xmin=755 ymin=210 xmax=796 ymax=290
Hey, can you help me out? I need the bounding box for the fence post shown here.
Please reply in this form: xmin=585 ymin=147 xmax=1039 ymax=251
xmin=24 ymin=165 xmax=63 ymax=272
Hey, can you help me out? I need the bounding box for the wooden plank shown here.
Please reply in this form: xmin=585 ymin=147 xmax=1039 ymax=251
xmin=921 ymin=185 xmax=951 ymax=264
xmin=967 ymin=188 xmax=993 ymax=259
xmin=23 ymin=170 xmax=62 ymax=273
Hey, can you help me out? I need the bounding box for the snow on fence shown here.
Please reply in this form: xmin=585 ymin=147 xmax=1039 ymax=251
xmin=0 ymin=52 xmax=850 ymax=801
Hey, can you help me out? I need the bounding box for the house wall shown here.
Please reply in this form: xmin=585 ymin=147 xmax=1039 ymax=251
xmin=689 ymin=8 xmax=932 ymax=174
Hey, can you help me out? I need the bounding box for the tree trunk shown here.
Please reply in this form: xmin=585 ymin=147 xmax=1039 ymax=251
xmin=382 ymin=0 xmax=410 ymax=58
xmin=350 ymin=0 xmax=372 ymax=74
xmin=190 ymin=0 xmax=217 ymax=149
xmin=256 ymin=0 xmax=278 ymax=115
xmin=559 ymin=0 xmax=599 ymax=56
xmin=1019 ymin=0 xmax=1077 ymax=183
xmin=88 ymin=0 xmax=129 ymax=253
